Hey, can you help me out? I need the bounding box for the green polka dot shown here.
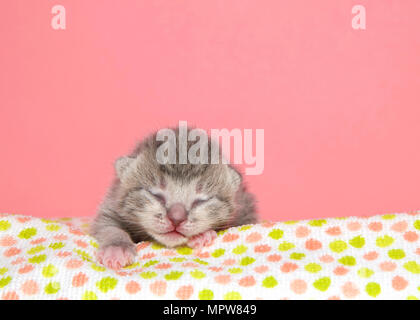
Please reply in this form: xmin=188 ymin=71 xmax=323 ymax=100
xmin=190 ymin=270 xmax=206 ymax=279
xmin=28 ymin=254 xmax=47 ymax=264
xmin=308 ymin=219 xmax=326 ymax=227
xmin=232 ymin=245 xmax=248 ymax=254
xmin=169 ymin=257 xmax=186 ymax=262
xmin=283 ymin=220 xmax=298 ymax=224
xmin=290 ymin=252 xmax=305 ymax=260
xmin=0 ymin=276 xmax=12 ymax=288
xmin=224 ymin=291 xmax=242 ymax=300
xmin=143 ymin=260 xmax=159 ymax=268
xmin=96 ymin=277 xmax=118 ymax=293
xmin=414 ymin=220 xmax=420 ymax=230
xmin=139 ymin=271 xmax=157 ymax=279
xmin=403 ymin=261 xmax=420 ymax=274
xmin=407 ymin=296 xmax=418 ymax=300
xmin=366 ymin=282 xmax=381 ymax=298
xmin=82 ymin=291 xmax=98 ymax=300
xmin=376 ymin=235 xmax=394 ymax=247
xmin=89 ymin=240 xmax=98 ymax=248
xmin=338 ymin=256 xmax=356 ymax=266
xmin=176 ymin=247 xmax=193 ymax=255
xmin=211 ymin=249 xmax=225 ymax=258
xmin=91 ymin=263 xmax=107 ymax=272
xmin=313 ymin=277 xmax=331 ymax=291
xmin=381 ymin=214 xmax=395 ymax=220
xmin=18 ymin=227 xmax=37 ymax=239
xmin=193 ymin=258 xmax=209 ymax=265
xmin=45 ymin=224 xmax=61 ymax=231
xmin=228 ymin=268 xmax=243 ymax=274
xmin=44 ymin=282 xmax=60 ymax=294
xmin=42 ymin=264 xmax=59 ymax=278
xmin=151 ymin=243 xmax=165 ymax=250
xmin=278 ymin=242 xmax=295 ymax=251
xmin=49 ymin=242 xmax=65 ymax=250
xmin=329 ymin=240 xmax=348 ymax=253
xmin=217 ymin=229 xmax=228 ymax=236
xmin=240 ymin=257 xmax=256 ymax=266
xmin=199 ymin=289 xmax=214 ymax=300
xmin=268 ymin=229 xmax=284 ymax=240
xmin=164 ymin=271 xmax=183 ymax=280
xmin=305 ymin=263 xmax=322 ymax=273
xmin=262 ymin=276 xmax=278 ymax=288
xmin=357 ymin=268 xmax=374 ymax=278
xmin=123 ymin=262 xmax=141 ymax=269
xmin=73 ymin=249 xmax=92 ymax=261
xmin=27 ymin=245 xmax=45 ymax=255
xmin=388 ymin=249 xmax=405 ymax=260
xmin=0 ymin=220 xmax=11 ymax=231
xmin=238 ymin=225 xmax=252 ymax=231
xmin=349 ymin=236 xmax=365 ymax=249
xmin=0 ymin=268 xmax=7 ymax=275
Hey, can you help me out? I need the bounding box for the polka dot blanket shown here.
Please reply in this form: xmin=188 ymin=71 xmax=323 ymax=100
xmin=0 ymin=212 xmax=419 ymax=300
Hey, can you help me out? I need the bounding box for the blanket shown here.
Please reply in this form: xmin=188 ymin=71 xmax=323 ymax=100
xmin=0 ymin=212 xmax=419 ymax=300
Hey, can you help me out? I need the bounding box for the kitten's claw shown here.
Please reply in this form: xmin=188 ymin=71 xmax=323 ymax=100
xmin=97 ymin=245 xmax=136 ymax=270
xmin=187 ymin=230 xmax=217 ymax=249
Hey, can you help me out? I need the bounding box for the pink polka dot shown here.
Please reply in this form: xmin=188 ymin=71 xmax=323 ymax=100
xmin=392 ymin=276 xmax=408 ymax=291
xmin=56 ymin=251 xmax=71 ymax=258
xmin=342 ymin=282 xmax=359 ymax=298
xmin=53 ymin=234 xmax=67 ymax=241
xmin=254 ymin=265 xmax=268 ymax=273
xmin=162 ymin=250 xmax=176 ymax=256
xmin=325 ymin=227 xmax=341 ymax=236
xmin=214 ymin=274 xmax=231 ymax=284
xmin=72 ymin=272 xmax=89 ymax=287
xmin=281 ymin=262 xmax=298 ymax=273
xmin=141 ymin=252 xmax=156 ymax=259
xmin=125 ymin=281 xmax=141 ymax=294
xmin=363 ymin=251 xmax=379 ymax=261
xmin=254 ymin=244 xmax=271 ymax=253
xmin=65 ymin=259 xmax=84 ymax=269
xmin=246 ymin=232 xmax=262 ymax=243
xmin=155 ymin=263 xmax=172 ymax=269
xmin=239 ymin=276 xmax=256 ymax=287
xmin=290 ymin=279 xmax=307 ymax=294
xmin=347 ymin=222 xmax=361 ymax=231
xmin=74 ymin=239 xmax=88 ymax=248
xmin=18 ymin=264 xmax=34 ymax=274
xmin=4 ymin=247 xmax=21 ymax=257
xmin=403 ymin=231 xmax=418 ymax=242
xmin=196 ymin=251 xmax=210 ymax=259
xmin=0 ymin=236 xmax=16 ymax=247
xmin=136 ymin=242 xmax=150 ymax=251
xmin=11 ymin=257 xmax=25 ymax=265
xmin=222 ymin=234 xmax=240 ymax=242
xmin=17 ymin=217 xmax=31 ymax=223
xmin=295 ymin=226 xmax=310 ymax=238
xmin=223 ymin=259 xmax=236 ymax=266
xmin=149 ymin=281 xmax=167 ymax=296
xmin=305 ymin=238 xmax=322 ymax=250
xmin=21 ymin=280 xmax=39 ymax=295
xmin=267 ymin=254 xmax=281 ymax=262
xmin=30 ymin=238 xmax=46 ymax=245
xmin=328 ymin=296 xmax=340 ymax=300
xmin=319 ymin=255 xmax=334 ymax=263
xmin=176 ymin=285 xmax=193 ymax=300
xmin=380 ymin=261 xmax=397 ymax=272
xmin=334 ymin=266 xmax=349 ymax=276
xmin=208 ymin=266 xmax=222 ymax=272
xmin=391 ymin=221 xmax=408 ymax=233
xmin=368 ymin=222 xmax=382 ymax=232
xmin=2 ymin=291 xmax=19 ymax=300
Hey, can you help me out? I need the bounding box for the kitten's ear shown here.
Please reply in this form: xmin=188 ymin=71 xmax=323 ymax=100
xmin=226 ymin=165 xmax=242 ymax=191
xmin=114 ymin=156 xmax=135 ymax=179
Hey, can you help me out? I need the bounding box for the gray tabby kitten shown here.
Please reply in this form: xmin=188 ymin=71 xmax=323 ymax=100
xmin=91 ymin=126 xmax=257 ymax=269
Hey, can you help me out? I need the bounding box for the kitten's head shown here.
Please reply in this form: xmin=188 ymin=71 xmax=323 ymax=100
xmin=115 ymin=127 xmax=242 ymax=247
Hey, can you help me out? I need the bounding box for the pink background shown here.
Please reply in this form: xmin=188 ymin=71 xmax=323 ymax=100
xmin=1 ymin=1 xmax=419 ymax=221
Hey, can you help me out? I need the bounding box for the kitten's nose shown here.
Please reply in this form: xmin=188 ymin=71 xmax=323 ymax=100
xmin=167 ymin=203 xmax=187 ymax=226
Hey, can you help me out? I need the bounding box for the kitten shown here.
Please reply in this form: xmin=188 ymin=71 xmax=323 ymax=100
xmin=90 ymin=126 xmax=258 ymax=269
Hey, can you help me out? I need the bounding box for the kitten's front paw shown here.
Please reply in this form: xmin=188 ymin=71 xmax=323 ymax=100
xmin=97 ymin=244 xmax=136 ymax=270
xmin=187 ymin=230 xmax=217 ymax=249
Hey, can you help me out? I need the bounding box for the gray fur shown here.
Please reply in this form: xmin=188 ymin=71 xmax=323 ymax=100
xmin=90 ymin=126 xmax=258 ymax=250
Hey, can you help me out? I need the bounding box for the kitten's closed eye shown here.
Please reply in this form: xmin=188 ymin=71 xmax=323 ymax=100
xmin=191 ymin=197 xmax=212 ymax=209
xmin=148 ymin=190 xmax=166 ymax=206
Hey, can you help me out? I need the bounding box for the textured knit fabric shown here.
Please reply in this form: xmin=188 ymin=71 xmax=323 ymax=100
xmin=0 ymin=212 xmax=419 ymax=300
